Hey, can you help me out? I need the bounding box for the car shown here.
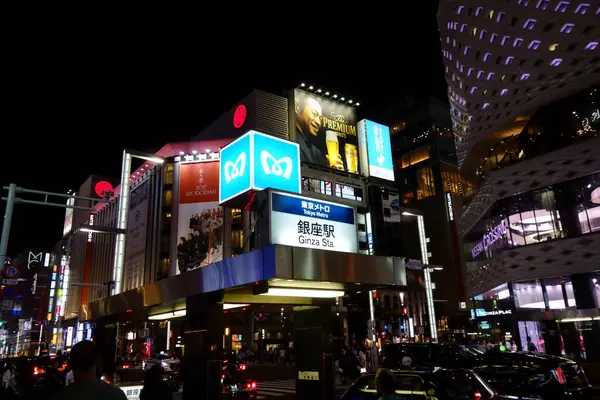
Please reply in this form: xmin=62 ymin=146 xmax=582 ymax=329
xmin=221 ymin=363 xmax=257 ymax=399
xmin=380 ymin=343 xmax=592 ymax=399
xmin=341 ymin=368 xmax=539 ymax=400
xmin=142 ymin=353 xmax=180 ymax=372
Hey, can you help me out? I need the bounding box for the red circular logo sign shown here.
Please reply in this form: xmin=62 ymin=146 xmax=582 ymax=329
xmin=233 ymin=104 xmax=247 ymax=128
xmin=95 ymin=181 xmax=114 ymax=198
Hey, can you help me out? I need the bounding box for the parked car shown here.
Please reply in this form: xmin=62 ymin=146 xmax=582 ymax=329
xmin=143 ymin=353 xmax=180 ymax=372
xmin=341 ymin=368 xmax=538 ymax=400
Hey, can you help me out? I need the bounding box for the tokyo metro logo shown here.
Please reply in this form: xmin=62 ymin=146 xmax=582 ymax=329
xmin=224 ymin=152 xmax=246 ymax=183
xmin=260 ymin=150 xmax=293 ymax=179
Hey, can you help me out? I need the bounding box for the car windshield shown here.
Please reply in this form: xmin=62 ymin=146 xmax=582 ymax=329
xmin=353 ymin=374 xmax=427 ymax=397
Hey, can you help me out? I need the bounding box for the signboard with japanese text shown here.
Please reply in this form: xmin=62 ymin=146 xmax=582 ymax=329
xmin=119 ymin=385 xmax=143 ymax=400
xmin=357 ymin=119 xmax=395 ymax=181
xmin=270 ymin=191 xmax=357 ymax=253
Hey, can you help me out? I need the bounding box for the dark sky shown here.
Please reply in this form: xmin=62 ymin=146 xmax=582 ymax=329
xmin=2 ymin=3 xmax=445 ymax=256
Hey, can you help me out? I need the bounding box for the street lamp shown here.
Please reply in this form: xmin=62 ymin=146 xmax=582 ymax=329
xmin=402 ymin=210 xmax=438 ymax=342
xmin=112 ymin=150 xmax=164 ymax=295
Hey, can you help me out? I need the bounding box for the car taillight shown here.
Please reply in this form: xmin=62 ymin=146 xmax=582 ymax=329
xmin=237 ymin=364 xmax=247 ymax=371
xmin=122 ymin=365 xmax=130 ymax=369
xmin=552 ymin=367 xmax=566 ymax=384
xmin=33 ymin=367 xmax=46 ymax=375
xmin=246 ymin=381 xmax=257 ymax=390
xmin=473 ymin=392 xmax=482 ymax=399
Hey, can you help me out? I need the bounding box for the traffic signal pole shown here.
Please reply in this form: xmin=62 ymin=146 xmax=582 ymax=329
xmin=0 ymin=184 xmax=113 ymax=267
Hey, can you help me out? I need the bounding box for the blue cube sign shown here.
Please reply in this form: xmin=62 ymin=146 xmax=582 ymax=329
xmin=219 ymin=130 xmax=301 ymax=204
xmin=357 ymin=119 xmax=395 ymax=181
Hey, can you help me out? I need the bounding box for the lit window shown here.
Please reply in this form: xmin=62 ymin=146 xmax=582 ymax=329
xmin=496 ymin=11 xmax=505 ymax=22
xmin=585 ymin=41 xmax=598 ymax=50
xmin=487 ymin=72 xmax=495 ymax=80
xmin=500 ymin=89 xmax=508 ymax=95
xmin=446 ymin=37 xmax=450 ymax=44
xmin=475 ymin=6 xmax=483 ymax=16
xmin=470 ymin=87 xmax=478 ymax=94
xmin=477 ymin=70 xmax=484 ymax=79
xmin=536 ymin=0 xmax=549 ymax=9
xmin=472 ymin=27 xmax=478 ymax=36
xmin=479 ymin=30 xmax=487 ymax=40
xmin=467 ymin=67 xmax=474 ymax=76
xmin=523 ymin=19 xmax=536 ymax=30
xmin=501 ymin=35 xmax=510 ymax=45
xmin=484 ymin=52 xmax=491 ymax=62
xmin=555 ymin=1 xmax=569 ymax=12
xmin=460 ymin=65 xmax=465 ymax=73
xmin=461 ymin=23 xmax=467 ymax=32
xmin=457 ymin=5 xmax=464 ymax=14
xmin=490 ymin=33 xmax=498 ymax=43
xmin=518 ymin=0 xmax=529 ymax=5
xmin=561 ymin=23 xmax=574 ymax=33
xmin=482 ymin=103 xmax=490 ymax=110
xmin=505 ymin=56 xmax=514 ymax=65
xmin=464 ymin=45 xmax=471 ymax=55
xmin=520 ymin=73 xmax=530 ymax=80
xmin=575 ymin=3 xmax=590 ymax=14
xmin=548 ymin=43 xmax=559 ymax=51
xmin=489 ymin=9 xmax=494 ymax=19
xmin=528 ymin=40 xmax=541 ymax=49
xmin=550 ymin=58 xmax=563 ymax=66
xmin=514 ymin=37 xmax=524 ymax=47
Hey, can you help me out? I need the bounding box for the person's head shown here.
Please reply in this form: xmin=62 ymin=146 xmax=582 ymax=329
xmin=179 ymin=237 xmax=186 ymax=244
xmin=295 ymin=96 xmax=322 ymax=137
xmin=70 ymin=340 xmax=100 ymax=381
xmin=526 ymin=336 xmax=532 ymax=342
xmin=143 ymin=365 xmax=165 ymax=387
xmin=375 ymin=368 xmax=396 ymax=396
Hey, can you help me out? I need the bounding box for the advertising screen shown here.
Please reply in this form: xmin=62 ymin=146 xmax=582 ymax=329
xmin=123 ymin=179 xmax=149 ymax=291
xmin=270 ymin=191 xmax=357 ymax=253
xmin=292 ymin=89 xmax=359 ymax=174
xmin=177 ymin=161 xmax=223 ymax=274
xmin=219 ymin=130 xmax=301 ymax=204
xmin=357 ymin=119 xmax=395 ymax=181
xmin=62 ymin=197 xmax=74 ymax=236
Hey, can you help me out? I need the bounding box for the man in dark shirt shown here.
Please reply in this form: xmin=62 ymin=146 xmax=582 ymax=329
xmin=295 ymin=95 xmax=326 ymax=166
xmin=55 ymin=340 xmax=127 ymax=400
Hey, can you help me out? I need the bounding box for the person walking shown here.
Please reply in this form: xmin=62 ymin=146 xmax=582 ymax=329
xmin=53 ymin=340 xmax=127 ymax=399
xmin=139 ymin=365 xmax=172 ymax=400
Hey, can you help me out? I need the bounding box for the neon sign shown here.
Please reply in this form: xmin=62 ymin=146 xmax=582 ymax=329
xmin=471 ymin=220 xmax=507 ymax=258
xmin=581 ymin=109 xmax=599 ymax=129
xmin=233 ymin=104 xmax=247 ymax=128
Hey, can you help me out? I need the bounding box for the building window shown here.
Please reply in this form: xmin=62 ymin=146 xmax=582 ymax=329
xmin=483 ymin=52 xmax=491 ymax=62
xmin=500 ymin=89 xmax=508 ymax=95
xmin=555 ymin=1 xmax=569 ymax=12
xmin=585 ymin=41 xmax=598 ymax=50
xmin=482 ymin=103 xmax=490 ymax=110
xmin=477 ymin=70 xmax=484 ymax=79
xmin=575 ymin=2 xmax=589 ymax=13
xmin=523 ymin=19 xmax=536 ymax=30
xmin=470 ymin=86 xmax=478 ymax=94
xmin=501 ymin=35 xmax=510 ymax=45
xmin=487 ymin=72 xmax=495 ymax=80
xmin=461 ymin=23 xmax=467 ymax=32
xmin=496 ymin=11 xmax=505 ymax=22
xmin=475 ymin=6 xmax=483 ymax=16
xmin=536 ymin=0 xmax=549 ymax=9
xmin=457 ymin=5 xmax=464 ymax=14
xmin=550 ymin=58 xmax=563 ymax=66
xmin=520 ymin=73 xmax=530 ymax=80
xmin=529 ymin=40 xmax=541 ymax=50
xmin=513 ymin=37 xmax=524 ymax=47
xmin=490 ymin=33 xmax=498 ymax=43
xmin=505 ymin=56 xmax=514 ymax=65
xmin=561 ymin=23 xmax=575 ymax=33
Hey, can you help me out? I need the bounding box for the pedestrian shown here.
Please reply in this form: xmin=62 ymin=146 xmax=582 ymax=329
xmin=526 ymin=336 xmax=537 ymax=352
xmin=53 ymin=340 xmax=127 ymax=400
xmin=2 ymin=363 xmax=15 ymax=390
xmin=375 ymin=368 xmax=401 ymax=400
xmin=139 ymin=365 xmax=172 ymax=400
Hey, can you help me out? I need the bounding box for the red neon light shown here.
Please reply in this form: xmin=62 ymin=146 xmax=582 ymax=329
xmin=94 ymin=181 xmax=114 ymax=198
xmin=233 ymin=105 xmax=247 ymax=128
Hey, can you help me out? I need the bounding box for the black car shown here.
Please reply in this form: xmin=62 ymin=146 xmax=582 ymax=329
xmin=221 ymin=363 xmax=257 ymax=399
xmin=380 ymin=343 xmax=591 ymax=399
xmin=341 ymin=368 xmax=538 ymax=400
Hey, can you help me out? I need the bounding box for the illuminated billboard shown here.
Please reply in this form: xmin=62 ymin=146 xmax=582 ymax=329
xmin=292 ymin=89 xmax=359 ymax=174
xmin=62 ymin=197 xmax=75 ymax=236
xmin=177 ymin=161 xmax=223 ymax=274
xmin=357 ymin=119 xmax=395 ymax=181
xmin=270 ymin=191 xmax=357 ymax=253
xmin=219 ymin=130 xmax=301 ymax=204
xmin=123 ymin=179 xmax=149 ymax=291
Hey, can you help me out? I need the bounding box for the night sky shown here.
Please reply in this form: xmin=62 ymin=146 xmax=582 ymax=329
xmin=2 ymin=3 xmax=445 ymax=256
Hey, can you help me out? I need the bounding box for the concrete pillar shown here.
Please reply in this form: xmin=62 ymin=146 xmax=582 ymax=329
xmin=182 ymin=291 xmax=224 ymax=400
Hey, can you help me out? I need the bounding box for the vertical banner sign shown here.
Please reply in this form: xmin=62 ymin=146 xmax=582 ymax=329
xmin=357 ymin=119 xmax=395 ymax=181
xmin=63 ymin=197 xmax=75 ymax=236
xmin=270 ymin=191 xmax=358 ymax=253
xmin=123 ymin=180 xmax=149 ymax=291
xmin=291 ymin=89 xmax=359 ymax=174
xmin=177 ymin=161 xmax=223 ymax=274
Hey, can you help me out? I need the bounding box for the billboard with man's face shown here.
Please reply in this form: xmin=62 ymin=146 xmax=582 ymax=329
xmin=291 ymin=89 xmax=359 ymax=174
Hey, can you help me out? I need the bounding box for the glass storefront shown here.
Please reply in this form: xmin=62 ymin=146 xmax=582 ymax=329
xmin=465 ymin=172 xmax=600 ymax=262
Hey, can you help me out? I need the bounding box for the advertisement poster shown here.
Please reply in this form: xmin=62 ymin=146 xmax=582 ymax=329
xmin=382 ymin=192 xmax=401 ymax=223
xmin=62 ymin=197 xmax=74 ymax=236
xmin=123 ymin=180 xmax=149 ymax=291
xmin=357 ymin=119 xmax=395 ymax=181
xmin=292 ymin=89 xmax=359 ymax=174
xmin=177 ymin=162 xmax=223 ymax=274
xmin=270 ymin=191 xmax=357 ymax=253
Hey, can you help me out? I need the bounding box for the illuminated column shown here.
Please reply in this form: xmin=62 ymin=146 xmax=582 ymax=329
xmin=417 ymin=215 xmax=438 ymax=342
xmin=112 ymin=151 xmax=132 ymax=295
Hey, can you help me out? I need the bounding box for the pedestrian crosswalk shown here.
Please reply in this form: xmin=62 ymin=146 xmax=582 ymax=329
xmin=255 ymin=379 xmax=350 ymax=399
